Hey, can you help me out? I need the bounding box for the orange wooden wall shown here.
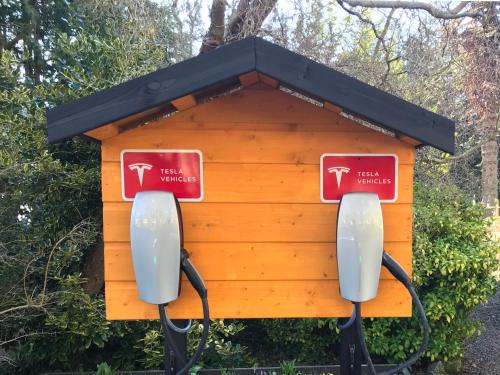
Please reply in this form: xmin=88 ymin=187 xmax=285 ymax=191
xmin=101 ymin=82 xmax=415 ymax=320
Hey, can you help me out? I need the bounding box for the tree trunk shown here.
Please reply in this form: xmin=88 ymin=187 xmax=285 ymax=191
xmin=199 ymin=0 xmax=226 ymax=54
xmin=481 ymin=114 xmax=499 ymax=217
xmin=82 ymin=241 xmax=104 ymax=294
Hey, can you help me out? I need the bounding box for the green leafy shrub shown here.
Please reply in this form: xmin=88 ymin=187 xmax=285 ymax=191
xmin=196 ymin=319 xmax=253 ymax=368
xmin=96 ymin=362 xmax=116 ymax=375
xmin=241 ymin=183 xmax=498 ymax=366
xmin=279 ymin=359 xmax=303 ymax=375
xmin=133 ymin=319 xmax=252 ymax=370
xmin=364 ymin=183 xmax=498 ymax=364
xmin=240 ymin=318 xmax=339 ymax=364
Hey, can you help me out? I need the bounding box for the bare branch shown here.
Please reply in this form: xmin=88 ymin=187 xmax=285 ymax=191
xmin=372 ymin=8 xmax=395 ymax=59
xmin=342 ymin=0 xmax=482 ymax=20
xmin=0 ymin=220 xmax=91 ymax=317
xmin=225 ymin=0 xmax=278 ymax=42
xmin=426 ymin=133 xmax=499 ymax=164
xmin=337 ymin=0 xmax=388 ymax=53
xmin=337 ymin=0 xmax=401 ymax=82
xmin=0 ymin=303 xmax=44 ymax=317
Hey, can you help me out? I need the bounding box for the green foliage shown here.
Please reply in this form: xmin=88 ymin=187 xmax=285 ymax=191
xmin=1 ymin=1 xmax=497 ymax=372
xmin=197 ymin=319 xmax=252 ymax=368
xmin=135 ymin=329 xmax=164 ymax=369
xmin=364 ymin=183 xmax=498 ymax=364
xmin=279 ymin=360 xmax=303 ymax=375
xmin=240 ymin=183 xmax=498 ymax=366
xmin=96 ymin=362 xmax=116 ymax=375
xmin=241 ymin=318 xmax=339 ymax=364
xmin=135 ymin=319 xmax=252 ymax=370
xmin=0 ymin=1 xmax=179 ymax=373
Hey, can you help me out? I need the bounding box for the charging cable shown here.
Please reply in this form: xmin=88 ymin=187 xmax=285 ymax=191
xmin=340 ymin=251 xmax=429 ymax=375
xmin=158 ymin=250 xmax=210 ymax=375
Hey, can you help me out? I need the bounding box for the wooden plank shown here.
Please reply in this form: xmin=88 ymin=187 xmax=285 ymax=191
xmin=254 ymin=38 xmax=455 ymax=154
xmin=104 ymin=241 xmax=411 ymax=282
xmin=144 ymin=120 xmax=369 ymax=132
xmin=158 ymin=88 xmax=355 ymax=124
xmin=84 ymin=124 xmax=120 ymax=140
xmin=324 ymin=102 xmax=342 ymax=114
xmin=102 ymin=162 xmax=414 ymax=204
xmin=172 ymin=95 xmax=197 ymax=111
xmin=102 ymin=130 xmax=416 ymax=164
xmin=103 ymin=203 xmax=412 ymax=243
xmin=239 ymin=71 xmax=259 ymax=86
xmin=47 ymin=37 xmax=256 ymax=143
xmin=258 ymin=73 xmax=279 ymax=88
xmin=397 ymin=134 xmax=422 ymax=147
xmin=105 ymin=279 xmax=412 ymax=320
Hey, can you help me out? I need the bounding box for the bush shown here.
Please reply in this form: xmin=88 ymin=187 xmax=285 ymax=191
xmin=238 ymin=318 xmax=339 ymax=365
xmin=240 ymin=183 xmax=499 ymax=365
xmin=363 ymin=183 xmax=498 ymax=364
xmin=132 ymin=319 xmax=253 ymax=370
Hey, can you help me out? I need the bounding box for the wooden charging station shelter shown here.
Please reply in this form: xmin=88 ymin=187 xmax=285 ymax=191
xmin=46 ymin=37 xmax=454 ymax=321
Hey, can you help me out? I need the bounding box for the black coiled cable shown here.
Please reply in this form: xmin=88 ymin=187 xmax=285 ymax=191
xmin=159 ymin=250 xmax=210 ymax=375
xmin=159 ymin=297 xmax=210 ymax=375
xmin=352 ymin=252 xmax=430 ymax=375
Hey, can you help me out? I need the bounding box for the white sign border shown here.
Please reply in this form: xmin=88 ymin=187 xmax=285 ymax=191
xmin=320 ymin=153 xmax=399 ymax=204
xmin=120 ymin=149 xmax=204 ymax=202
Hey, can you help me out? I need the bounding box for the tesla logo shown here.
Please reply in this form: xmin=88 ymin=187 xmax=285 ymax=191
xmin=328 ymin=166 xmax=350 ymax=189
xmin=129 ymin=163 xmax=153 ymax=186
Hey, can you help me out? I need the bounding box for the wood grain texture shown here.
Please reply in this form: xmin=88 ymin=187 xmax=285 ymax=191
xmin=84 ymin=124 xmax=120 ymax=140
xmin=172 ymin=95 xmax=197 ymax=111
xmin=103 ymin=202 xmax=412 ymax=243
xmin=239 ymin=71 xmax=260 ymax=87
xmin=101 ymin=86 xmax=416 ymax=319
xmin=102 ymin=129 xmax=415 ymax=164
xmin=397 ymin=134 xmax=422 ymax=146
xmin=258 ymin=73 xmax=279 ymax=88
xmin=105 ymin=279 xmax=411 ymax=320
xmin=104 ymin=241 xmax=411 ymax=282
xmin=143 ymin=88 xmax=366 ymax=125
xmin=145 ymin=120 xmax=366 ymax=132
xmin=324 ymin=102 xmax=342 ymax=114
xmin=102 ymin=162 xmax=414 ymax=204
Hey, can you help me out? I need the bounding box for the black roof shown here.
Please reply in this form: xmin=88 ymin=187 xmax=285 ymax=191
xmin=46 ymin=37 xmax=454 ymax=153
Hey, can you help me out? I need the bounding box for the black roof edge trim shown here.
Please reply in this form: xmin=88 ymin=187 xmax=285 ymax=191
xmin=46 ymin=36 xmax=454 ymax=154
xmin=46 ymin=37 xmax=256 ymax=143
xmin=253 ymin=38 xmax=454 ymax=154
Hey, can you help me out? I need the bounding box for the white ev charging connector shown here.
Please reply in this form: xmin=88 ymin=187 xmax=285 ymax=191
xmin=337 ymin=192 xmax=384 ymax=302
xmin=130 ymin=191 xmax=209 ymax=375
xmin=336 ymin=192 xmax=429 ymax=375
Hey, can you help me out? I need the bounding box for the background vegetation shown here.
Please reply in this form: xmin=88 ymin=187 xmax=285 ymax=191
xmin=0 ymin=0 xmax=498 ymax=373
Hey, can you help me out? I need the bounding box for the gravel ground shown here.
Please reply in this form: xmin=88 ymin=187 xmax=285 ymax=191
xmin=461 ymin=286 xmax=500 ymax=375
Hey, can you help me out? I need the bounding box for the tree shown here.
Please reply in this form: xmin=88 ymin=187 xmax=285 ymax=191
xmin=0 ymin=1 xmax=182 ymax=370
xmin=200 ymin=0 xmax=278 ymax=53
xmin=337 ymin=1 xmax=499 ymax=216
xmin=0 ymin=0 xmax=73 ymax=83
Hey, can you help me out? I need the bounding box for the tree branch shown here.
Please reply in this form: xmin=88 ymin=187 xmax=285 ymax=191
xmin=342 ymin=0 xmax=482 ymax=20
xmin=1 ymin=220 xmax=91 ymax=317
xmin=372 ymin=8 xmax=395 ymax=60
xmin=225 ymin=0 xmax=278 ymax=42
xmin=227 ymin=0 xmax=251 ymax=41
xmin=337 ymin=0 xmax=388 ymax=54
xmin=425 ymin=134 xmax=499 ymax=164
xmin=200 ymin=0 xmax=226 ymax=54
xmin=337 ymin=0 xmax=401 ymax=82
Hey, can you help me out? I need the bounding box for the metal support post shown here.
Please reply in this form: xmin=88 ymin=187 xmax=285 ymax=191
xmin=339 ymin=318 xmax=363 ymax=375
xmin=164 ymin=320 xmax=188 ymax=375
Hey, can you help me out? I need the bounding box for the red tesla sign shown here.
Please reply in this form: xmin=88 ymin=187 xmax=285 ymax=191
xmin=121 ymin=150 xmax=203 ymax=201
xmin=320 ymin=154 xmax=398 ymax=203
